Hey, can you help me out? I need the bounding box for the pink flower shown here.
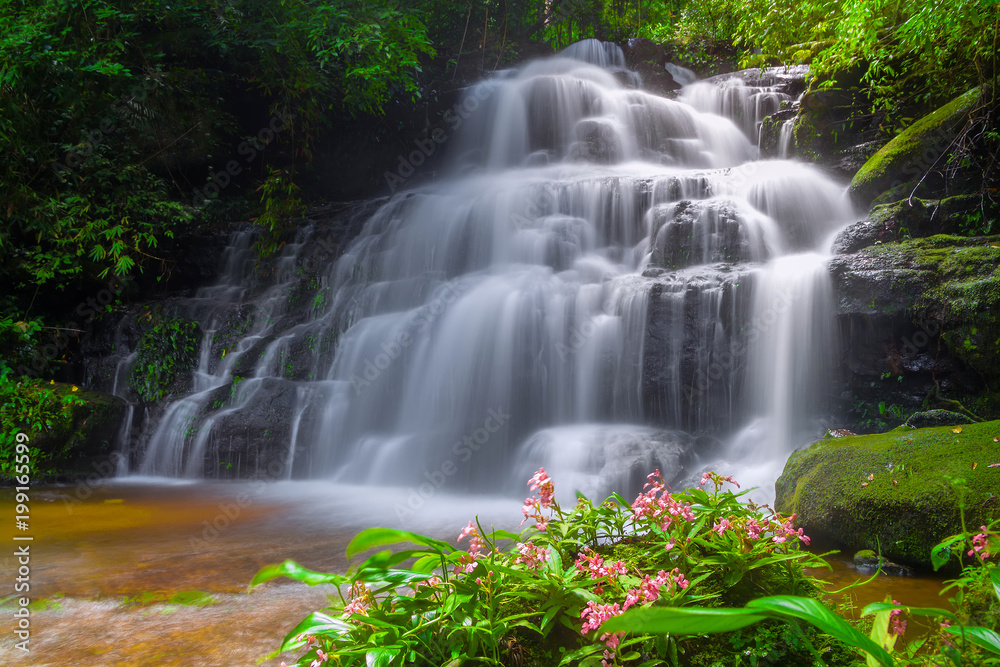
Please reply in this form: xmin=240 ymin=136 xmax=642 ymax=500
xmin=457 ymin=519 xmax=486 ymax=558
xmin=772 ymin=514 xmax=810 ymax=545
xmin=744 ymin=518 xmax=763 ymax=540
xmin=580 ymin=600 xmax=623 ymax=634
xmin=574 ymin=548 xmax=627 ymax=583
xmin=889 ymin=601 xmax=907 ymax=637
xmin=968 ymin=526 xmax=993 ymax=561
xmin=664 ymin=537 xmax=677 ymax=552
xmin=713 ymin=518 xmax=732 ymax=536
xmin=343 ymin=582 xmax=373 ymax=617
xmin=631 ymin=482 xmax=695 ymax=527
xmin=513 ymin=542 xmax=550 ymax=572
xmin=453 ymin=553 xmax=477 ymax=575
xmin=622 ymin=568 xmax=687 ymax=611
xmin=528 ymin=467 xmax=556 ymax=508
xmin=700 ymin=471 xmax=741 ymax=489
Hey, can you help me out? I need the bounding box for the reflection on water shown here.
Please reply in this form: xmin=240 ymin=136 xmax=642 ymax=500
xmin=0 ymin=482 xmax=949 ymax=665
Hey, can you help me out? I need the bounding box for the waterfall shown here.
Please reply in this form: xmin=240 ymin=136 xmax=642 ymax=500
xmin=129 ymin=42 xmax=854 ymax=502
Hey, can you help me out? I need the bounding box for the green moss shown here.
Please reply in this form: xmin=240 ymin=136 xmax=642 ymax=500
xmin=851 ymin=87 xmax=985 ymax=204
xmin=776 ymin=420 xmax=1000 ymax=568
xmin=853 ymin=234 xmax=1000 ymax=375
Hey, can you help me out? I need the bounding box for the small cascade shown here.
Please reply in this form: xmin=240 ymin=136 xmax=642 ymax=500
xmin=778 ymin=119 xmax=795 ymax=157
xmin=121 ymin=42 xmax=852 ymax=503
xmin=665 ymin=63 xmax=698 ymax=87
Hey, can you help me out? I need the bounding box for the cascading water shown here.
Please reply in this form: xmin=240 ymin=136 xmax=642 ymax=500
xmin=128 ymin=40 xmax=854 ymax=503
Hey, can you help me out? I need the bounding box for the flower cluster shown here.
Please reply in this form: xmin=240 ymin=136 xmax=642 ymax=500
xmin=522 ymin=467 xmax=556 ymax=531
xmin=343 ymin=581 xmax=374 ymax=617
xmin=968 ymin=526 xmax=993 ymax=561
xmin=632 ymin=469 xmax=696 ymax=531
xmin=771 ymin=513 xmax=811 ymax=545
xmin=580 ymin=601 xmax=626 ymax=665
xmin=455 ymin=520 xmax=486 ymax=574
xmin=623 ymin=568 xmax=688 ymax=610
xmin=575 ymin=548 xmax=628 ymax=593
xmin=700 ymin=471 xmax=740 ymax=489
xmin=513 ymin=541 xmax=550 ymax=573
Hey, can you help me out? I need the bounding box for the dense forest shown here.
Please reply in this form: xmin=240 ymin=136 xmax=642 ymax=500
xmin=1 ymin=0 xmax=997 ymax=465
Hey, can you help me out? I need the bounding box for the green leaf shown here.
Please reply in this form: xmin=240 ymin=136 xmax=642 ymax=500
xmin=276 ymin=611 xmax=351 ymax=652
xmin=747 ymin=597 xmax=894 ymax=667
xmin=601 ymin=606 xmax=767 ymax=635
xmin=250 ymin=559 xmax=345 ymax=588
xmin=991 ymin=568 xmax=1000 ymax=603
xmin=944 ymin=625 xmax=1000 ymax=656
xmin=930 ymin=534 xmax=965 ymax=571
xmin=866 ymin=596 xmax=898 ymax=667
xmin=365 ymin=647 xmax=401 ymax=667
xmin=345 ymin=527 xmax=452 ymax=559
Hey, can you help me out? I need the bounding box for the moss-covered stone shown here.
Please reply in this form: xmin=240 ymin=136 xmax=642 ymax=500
xmin=830 ymin=234 xmax=1000 ymax=377
xmin=775 ymin=420 xmax=1000 ymax=569
xmin=850 ymin=87 xmax=986 ymax=206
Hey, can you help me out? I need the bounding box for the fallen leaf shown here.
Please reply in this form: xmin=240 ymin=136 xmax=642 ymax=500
xmin=993 ymin=437 xmax=998 ymax=442
xmin=951 ymin=426 xmax=963 ymax=434
xmin=867 ymin=473 xmax=874 ymax=481
xmin=861 ymin=482 xmax=869 ymax=487
xmin=989 ymin=463 xmax=1000 ymax=468
xmin=972 ymin=462 xmax=979 ymax=470
xmin=892 ymin=480 xmax=898 ymax=486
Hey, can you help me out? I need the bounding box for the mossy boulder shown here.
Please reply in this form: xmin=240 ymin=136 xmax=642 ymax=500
xmin=775 ymin=421 xmax=1000 ymax=569
xmin=850 ymin=87 xmax=986 ymax=206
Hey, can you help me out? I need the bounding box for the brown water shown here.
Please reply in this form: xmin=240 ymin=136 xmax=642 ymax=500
xmin=0 ymin=481 xmax=949 ymax=666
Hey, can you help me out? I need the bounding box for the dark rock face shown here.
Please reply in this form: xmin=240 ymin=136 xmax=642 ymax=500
xmin=648 ymin=200 xmax=758 ymax=269
xmin=642 ymin=268 xmax=752 ymax=434
xmin=622 ymin=38 xmax=665 ymax=68
xmin=828 ymin=233 xmax=1000 ymax=432
xmin=75 ymin=201 xmax=377 ymax=478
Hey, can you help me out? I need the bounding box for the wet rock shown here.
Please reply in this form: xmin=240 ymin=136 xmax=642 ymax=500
xmin=852 ymin=550 xmax=914 ymax=576
xmin=702 ymin=65 xmax=810 ymax=97
xmin=648 ymin=200 xmax=759 ymax=269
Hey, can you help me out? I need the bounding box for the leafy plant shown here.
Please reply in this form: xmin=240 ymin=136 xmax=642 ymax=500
xmin=128 ymin=309 xmax=200 ymax=402
xmin=253 ymin=469 xmax=829 ymax=666
xmin=605 ymin=521 xmax=1000 ymax=666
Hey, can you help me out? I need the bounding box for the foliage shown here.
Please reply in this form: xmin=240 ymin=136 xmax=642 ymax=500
xmin=253 ymin=469 xmax=832 ymax=666
xmin=127 ymin=309 xmax=200 ymax=402
xmin=607 ymin=521 xmax=1000 ymax=666
xmin=254 ymin=167 xmax=306 ymax=259
xmin=0 ymin=368 xmax=85 ymax=479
